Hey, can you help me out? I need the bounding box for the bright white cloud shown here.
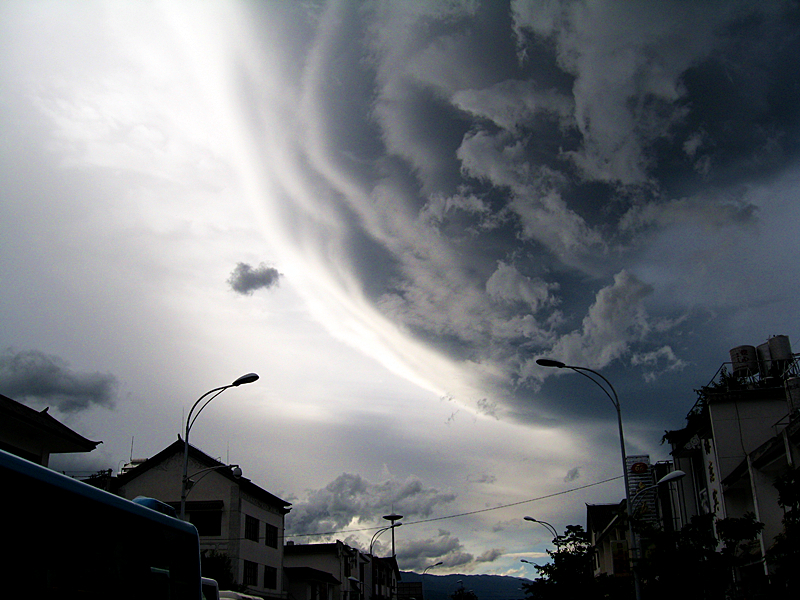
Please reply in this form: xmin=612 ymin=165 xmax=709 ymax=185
xmin=537 ymin=270 xmax=656 ymax=371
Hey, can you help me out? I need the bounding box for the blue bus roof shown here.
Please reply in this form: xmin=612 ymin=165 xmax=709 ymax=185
xmin=0 ymin=448 xmax=198 ymax=536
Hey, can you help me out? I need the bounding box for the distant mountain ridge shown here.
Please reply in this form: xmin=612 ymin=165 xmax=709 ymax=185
xmin=400 ymin=571 xmax=530 ymax=600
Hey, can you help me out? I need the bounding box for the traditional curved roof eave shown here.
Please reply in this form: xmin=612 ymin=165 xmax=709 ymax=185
xmin=0 ymin=393 xmax=101 ymax=453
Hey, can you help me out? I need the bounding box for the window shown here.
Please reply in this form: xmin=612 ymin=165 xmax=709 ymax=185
xmin=192 ymin=511 xmax=222 ymax=536
xmin=167 ymin=501 xmax=223 ymax=536
xmin=244 ymin=515 xmax=259 ymax=542
xmin=264 ymin=565 xmax=277 ymax=589
xmin=264 ymin=523 xmax=278 ymax=548
xmin=243 ymin=560 xmax=258 ymax=586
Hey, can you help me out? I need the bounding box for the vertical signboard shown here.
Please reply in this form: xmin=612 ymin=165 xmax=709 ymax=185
xmin=626 ymin=455 xmax=657 ymax=522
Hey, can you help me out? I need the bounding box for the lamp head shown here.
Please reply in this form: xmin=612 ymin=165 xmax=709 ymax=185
xmin=536 ymin=358 xmax=566 ymax=368
xmin=230 ymin=465 xmax=243 ymax=479
xmin=232 ymin=372 xmax=259 ymax=386
xmin=383 ymin=513 xmax=403 ymax=522
xmin=657 ymin=469 xmax=685 ymax=485
xmin=524 ymin=516 xmax=538 ymax=522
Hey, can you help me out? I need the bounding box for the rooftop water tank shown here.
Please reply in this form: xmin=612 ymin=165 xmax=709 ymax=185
xmin=769 ymin=335 xmax=793 ymax=376
xmin=769 ymin=335 xmax=792 ymax=359
xmin=729 ymin=345 xmax=758 ymax=377
xmin=757 ymin=342 xmax=772 ymax=379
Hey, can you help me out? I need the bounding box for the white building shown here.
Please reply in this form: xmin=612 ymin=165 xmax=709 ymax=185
xmin=665 ymin=335 xmax=800 ymax=581
xmin=284 ymin=541 xmax=399 ymax=600
xmin=115 ymin=440 xmax=291 ymax=598
xmin=586 ymin=458 xmax=680 ymax=581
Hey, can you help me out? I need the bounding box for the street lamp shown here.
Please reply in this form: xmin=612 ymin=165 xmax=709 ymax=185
xmin=523 ymin=516 xmax=558 ymax=539
xmin=370 ymin=523 xmax=403 ymax=556
xmin=630 ymin=470 xmax=686 ymax=515
xmin=383 ymin=513 xmax=403 ymax=557
xmin=184 ymin=464 xmax=243 ymax=497
xmin=520 ymin=559 xmax=535 ymax=565
xmin=180 ymin=372 xmax=259 ymax=520
xmin=422 ymin=561 xmax=442 ymax=600
xmin=535 ymin=358 xmax=641 ymax=600
xmin=656 ymin=469 xmax=686 ymax=485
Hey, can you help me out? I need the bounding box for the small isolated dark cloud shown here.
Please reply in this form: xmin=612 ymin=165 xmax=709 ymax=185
xmin=0 ymin=348 xmax=117 ymax=413
xmin=564 ymin=467 xmax=581 ymax=482
xmin=468 ymin=472 xmax=497 ymax=485
xmin=227 ymin=262 xmax=281 ymax=295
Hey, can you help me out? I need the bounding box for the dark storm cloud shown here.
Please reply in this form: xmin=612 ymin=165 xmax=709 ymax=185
xmin=397 ymin=530 xmax=474 ymax=571
xmin=285 ymin=472 xmax=456 ymax=537
xmin=396 ymin=529 xmax=504 ymax=572
xmin=228 ymin=262 xmax=281 ymax=295
xmin=0 ymin=348 xmax=117 ymax=413
xmin=288 ymin=0 xmax=800 ymax=426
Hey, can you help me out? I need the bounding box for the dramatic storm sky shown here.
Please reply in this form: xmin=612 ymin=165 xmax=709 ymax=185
xmin=3 ymin=0 xmax=800 ymax=577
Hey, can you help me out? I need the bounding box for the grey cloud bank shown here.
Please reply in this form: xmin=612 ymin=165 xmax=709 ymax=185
xmin=249 ymin=0 xmax=800 ymax=424
xmin=286 ymin=472 xmax=456 ymax=537
xmin=0 ymin=349 xmax=117 ymax=413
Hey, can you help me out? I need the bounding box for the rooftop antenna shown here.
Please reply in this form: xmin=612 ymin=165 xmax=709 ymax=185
xmin=129 ymin=436 xmax=134 ymax=462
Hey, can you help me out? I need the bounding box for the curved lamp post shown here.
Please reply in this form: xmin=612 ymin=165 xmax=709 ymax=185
xmin=370 ymin=522 xmax=403 ymax=556
xmin=630 ymin=470 xmax=685 ymax=515
xmin=523 ymin=516 xmax=558 ymax=539
xmin=422 ymin=561 xmax=442 ymax=599
xmin=422 ymin=561 xmax=442 ymax=576
xmin=184 ymin=464 xmax=243 ymax=497
xmin=535 ymin=358 xmax=641 ymax=600
xmin=383 ymin=513 xmax=403 ymax=557
xmin=180 ymin=372 xmax=259 ymax=520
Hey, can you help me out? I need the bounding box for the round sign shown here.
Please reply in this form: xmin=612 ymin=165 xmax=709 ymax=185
xmin=630 ymin=462 xmax=649 ymax=474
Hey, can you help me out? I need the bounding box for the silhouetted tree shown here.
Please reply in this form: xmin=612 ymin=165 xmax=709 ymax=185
xmin=450 ymin=585 xmax=478 ymax=600
xmin=201 ymin=550 xmax=243 ymax=591
xmin=637 ymin=512 xmax=765 ymax=600
xmin=521 ymin=525 xmax=621 ymax=600
xmin=767 ymin=466 xmax=800 ymax=598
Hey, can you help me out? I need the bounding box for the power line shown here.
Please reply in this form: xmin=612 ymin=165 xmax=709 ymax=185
xmin=284 ymin=475 xmax=622 ymax=538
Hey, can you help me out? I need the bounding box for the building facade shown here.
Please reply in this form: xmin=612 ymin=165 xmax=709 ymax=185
xmin=664 ymin=335 xmax=800 ymax=580
xmin=586 ymin=458 xmax=680 ymax=580
xmin=284 ymin=541 xmax=399 ymax=600
xmin=586 ymin=502 xmax=628 ymax=578
xmin=114 ymin=440 xmax=291 ymax=598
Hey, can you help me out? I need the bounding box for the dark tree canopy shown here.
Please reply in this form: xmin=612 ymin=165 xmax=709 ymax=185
xmin=767 ymin=466 xmax=800 ymax=598
xmin=450 ymin=586 xmax=479 ymax=600
xmin=522 ymin=525 xmax=628 ymax=600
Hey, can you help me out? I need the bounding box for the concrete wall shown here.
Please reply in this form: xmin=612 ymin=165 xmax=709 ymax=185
xmin=708 ymin=397 xmax=788 ymax=480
